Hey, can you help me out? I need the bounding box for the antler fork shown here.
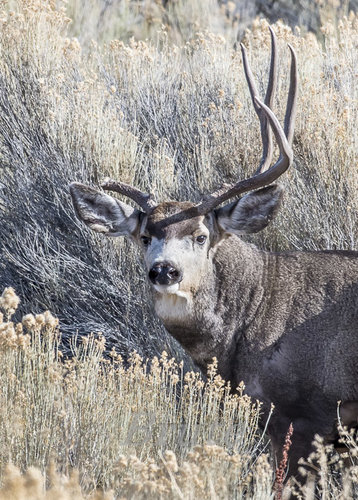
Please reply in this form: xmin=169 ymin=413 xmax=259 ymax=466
xmin=195 ymin=28 xmax=298 ymax=215
xmin=101 ymin=179 xmax=156 ymax=214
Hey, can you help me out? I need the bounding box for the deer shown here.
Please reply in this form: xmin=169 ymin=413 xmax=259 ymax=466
xmin=69 ymin=28 xmax=358 ymax=477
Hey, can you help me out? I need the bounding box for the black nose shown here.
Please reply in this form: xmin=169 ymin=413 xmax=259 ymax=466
xmin=149 ymin=263 xmax=182 ymax=286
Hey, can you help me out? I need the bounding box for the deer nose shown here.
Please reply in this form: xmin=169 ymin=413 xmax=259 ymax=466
xmin=149 ymin=263 xmax=182 ymax=286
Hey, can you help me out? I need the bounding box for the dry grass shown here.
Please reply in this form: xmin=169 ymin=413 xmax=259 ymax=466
xmin=0 ymin=0 xmax=358 ymax=497
xmin=1 ymin=1 xmax=358 ymax=352
xmin=0 ymin=287 xmax=357 ymax=498
xmin=0 ymin=288 xmax=273 ymax=499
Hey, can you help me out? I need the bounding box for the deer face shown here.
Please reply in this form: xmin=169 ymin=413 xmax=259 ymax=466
xmin=138 ymin=202 xmax=214 ymax=295
xmin=70 ymin=184 xmax=283 ymax=297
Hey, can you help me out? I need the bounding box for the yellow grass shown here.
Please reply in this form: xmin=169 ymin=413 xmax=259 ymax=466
xmin=0 ymin=288 xmax=273 ymax=498
xmin=0 ymin=283 xmax=357 ymax=498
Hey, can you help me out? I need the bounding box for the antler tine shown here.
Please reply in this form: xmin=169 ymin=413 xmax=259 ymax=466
xmin=284 ymin=44 xmax=298 ymax=146
xmin=265 ymin=27 xmax=278 ymax=109
xmin=101 ymin=178 xmax=156 ymax=214
xmin=195 ymin=36 xmax=297 ymax=216
xmin=240 ymin=26 xmax=278 ymax=175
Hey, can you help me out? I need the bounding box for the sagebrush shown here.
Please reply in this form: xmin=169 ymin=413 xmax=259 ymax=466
xmin=0 ymin=0 xmax=358 ymax=498
xmin=1 ymin=287 xmax=358 ymax=498
xmin=1 ymin=1 xmax=357 ymax=359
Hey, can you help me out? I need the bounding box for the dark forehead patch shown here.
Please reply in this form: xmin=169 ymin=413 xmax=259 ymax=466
xmin=145 ymin=202 xmax=208 ymax=239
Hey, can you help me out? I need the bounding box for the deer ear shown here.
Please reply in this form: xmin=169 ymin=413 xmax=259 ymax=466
xmin=69 ymin=182 xmax=142 ymax=236
xmin=215 ymin=185 xmax=283 ymax=235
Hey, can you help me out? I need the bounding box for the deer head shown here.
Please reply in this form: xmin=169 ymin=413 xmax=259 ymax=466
xmin=70 ymin=28 xmax=297 ymax=298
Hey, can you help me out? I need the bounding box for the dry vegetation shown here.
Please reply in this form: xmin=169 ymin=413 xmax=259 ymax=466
xmin=0 ymin=287 xmax=272 ymax=499
xmin=1 ymin=287 xmax=358 ymax=498
xmin=0 ymin=0 xmax=358 ymax=498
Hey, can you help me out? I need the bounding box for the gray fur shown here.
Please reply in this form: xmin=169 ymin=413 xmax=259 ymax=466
xmin=70 ymin=183 xmax=140 ymax=236
xmin=70 ymin=182 xmax=358 ymax=477
xmin=170 ymin=238 xmax=358 ymax=474
xmin=216 ymin=185 xmax=284 ymax=235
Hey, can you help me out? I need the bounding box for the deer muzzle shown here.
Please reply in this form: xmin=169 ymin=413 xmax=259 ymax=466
xmin=148 ymin=262 xmax=183 ymax=286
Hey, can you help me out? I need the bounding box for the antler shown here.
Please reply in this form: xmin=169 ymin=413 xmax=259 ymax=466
xmin=195 ymin=28 xmax=298 ymax=216
xmin=99 ymin=28 xmax=297 ymax=218
xmin=101 ymin=178 xmax=156 ymax=214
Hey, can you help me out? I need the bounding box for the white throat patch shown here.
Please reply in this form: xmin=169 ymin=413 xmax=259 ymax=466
xmin=154 ymin=288 xmax=193 ymax=323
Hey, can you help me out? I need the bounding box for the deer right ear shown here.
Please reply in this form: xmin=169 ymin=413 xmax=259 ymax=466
xmin=69 ymin=182 xmax=142 ymax=237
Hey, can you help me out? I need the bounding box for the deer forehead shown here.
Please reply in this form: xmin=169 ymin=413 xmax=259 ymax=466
xmin=140 ymin=201 xmax=210 ymax=240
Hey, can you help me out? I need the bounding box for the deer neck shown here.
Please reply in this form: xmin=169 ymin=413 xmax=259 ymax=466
xmin=152 ymin=236 xmax=269 ymax=373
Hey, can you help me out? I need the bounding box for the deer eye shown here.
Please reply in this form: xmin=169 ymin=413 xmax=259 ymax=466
xmin=141 ymin=236 xmax=152 ymax=247
xmin=196 ymin=235 xmax=207 ymax=245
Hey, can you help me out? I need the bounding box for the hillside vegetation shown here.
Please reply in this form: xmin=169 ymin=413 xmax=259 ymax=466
xmin=0 ymin=0 xmax=358 ymax=498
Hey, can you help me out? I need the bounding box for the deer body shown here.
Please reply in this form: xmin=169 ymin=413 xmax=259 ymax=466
xmin=152 ymin=232 xmax=358 ymax=469
xmin=69 ymin=29 xmax=358 ymax=475
xmin=159 ymin=238 xmax=358 ymax=382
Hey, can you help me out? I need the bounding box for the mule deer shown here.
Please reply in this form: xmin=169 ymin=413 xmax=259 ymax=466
xmin=70 ymin=29 xmax=358 ymax=476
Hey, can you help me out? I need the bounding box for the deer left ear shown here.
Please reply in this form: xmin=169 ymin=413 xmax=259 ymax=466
xmin=215 ymin=184 xmax=284 ymax=235
xmin=69 ymin=182 xmax=142 ymax=237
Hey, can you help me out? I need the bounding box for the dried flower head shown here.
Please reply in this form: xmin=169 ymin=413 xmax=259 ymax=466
xmin=0 ymin=288 xmax=20 ymax=319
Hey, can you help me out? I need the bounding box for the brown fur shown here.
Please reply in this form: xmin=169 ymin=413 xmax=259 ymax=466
xmin=145 ymin=202 xmax=207 ymax=238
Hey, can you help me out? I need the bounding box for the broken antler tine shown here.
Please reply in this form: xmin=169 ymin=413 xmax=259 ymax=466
xmin=101 ymin=178 xmax=156 ymax=214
